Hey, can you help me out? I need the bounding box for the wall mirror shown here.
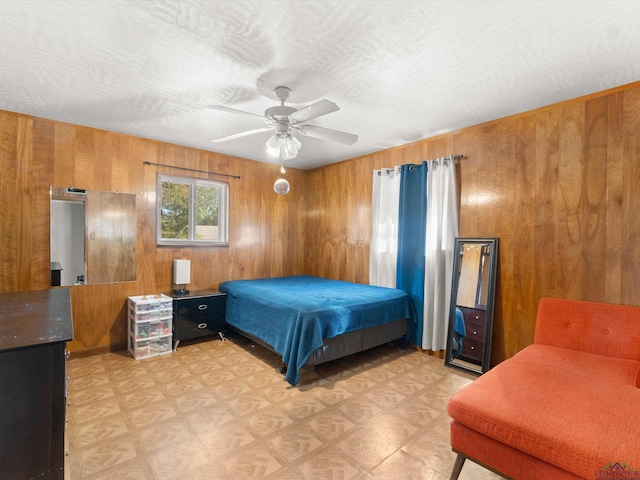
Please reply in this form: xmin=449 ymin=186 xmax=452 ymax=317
xmin=50 ymin=186 xmax=137 ymax=286
xmin=445 ymin=237 xmax=498 ymax=375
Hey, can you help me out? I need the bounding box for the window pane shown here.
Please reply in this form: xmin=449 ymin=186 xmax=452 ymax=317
xmin=157 ymin=174 xmax=228 ymax=246
xmin=160 ymin=181 xmax=189 ymax=239
xmin=195 ymin=184 xmax=220 ymax=241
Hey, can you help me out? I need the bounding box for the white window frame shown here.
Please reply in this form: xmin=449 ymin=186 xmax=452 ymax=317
xmin=156 ymin=174 xmax=229 ymax=247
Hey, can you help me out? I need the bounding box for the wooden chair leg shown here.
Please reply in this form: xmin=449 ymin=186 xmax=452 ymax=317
xmin=449 ymin=453 xmax=466 ymax=480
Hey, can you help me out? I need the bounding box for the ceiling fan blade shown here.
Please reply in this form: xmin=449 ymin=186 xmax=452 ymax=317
xmin=207 ymin=105 xmax=265 ymax=122
xmin=296 ymin=125 xmax=358 ymax=145
xmin=211 ymin=127 xmax=274 ymax=143
xmin=290 ymin=99 xmax=339 ymax=123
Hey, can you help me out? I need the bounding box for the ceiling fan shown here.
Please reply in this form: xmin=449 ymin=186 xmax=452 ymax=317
xmin=207 ymin=86 xmax=358 ymax=160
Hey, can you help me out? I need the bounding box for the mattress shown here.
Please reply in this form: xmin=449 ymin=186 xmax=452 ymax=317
xmin=219 ymin=275 xmax=415 ymax=385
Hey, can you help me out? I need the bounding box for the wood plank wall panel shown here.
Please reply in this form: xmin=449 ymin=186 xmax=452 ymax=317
xmin=0 ymin=113 xmax=305 ymax=354
xmin=622 ymin=88 xmax=640 ymax=306
xmin=15 ymin=117 xmax=43 ymax=290
xmin=4 ymin=81 xmax=640 ymax=360
xmin=0 ymin=113 xmax=19 ymax=290
xmin=605 ymin=92 xmax=624 ymax=304
xmin=582 ymin=96 xmax=608 ymax=301
xmin=304 ymin=82 xmax=640 ymax=366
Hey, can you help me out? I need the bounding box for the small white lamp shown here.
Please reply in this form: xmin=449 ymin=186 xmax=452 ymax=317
xmin=173 ymin=259 xmax=191 ymax=295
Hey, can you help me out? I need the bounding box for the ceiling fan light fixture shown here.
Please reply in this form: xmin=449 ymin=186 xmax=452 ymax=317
xmin=266 ymin=132 xmax=301 ymax=160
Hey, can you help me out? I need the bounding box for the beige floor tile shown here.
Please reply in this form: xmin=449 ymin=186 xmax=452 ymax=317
xmin=211 ymin=376 xmax=254 ymax=399
xmin=268 ymin=424 xmax=327 ymax=464
xmin=127 ymin=399 xmax=179 ymax=429
xmin=296 ymin=446 xmax=366 ymax=480
xmin=305 ymin=409 xmax=358 ymax=441
xmin=65 ymin=332 xmax=502 ymax=480
xmin=185 ymin=403 xmax=237 ymax=434
xmin=312 ymin=383 xmax=355 ymax=406
xmin=395 ymin=395 xmax=443 ymax=427
xmin=174 ymin=461 xmax=230 ymax=480
xmin=66 ymin=356 xmax=105 ymax=377
xmin=228 ymin=391 xmax=274 ymax=417
xmin=282 ymin=395 xmax=329 ymax=420
xmin=113 ymin=372 xmax=158 ymax=393
xmin=161 ymin=374 xmax=205 ymax=396
xmin=337 ymin=396 xmax=387 ymax=424
xmin=199 ymin=422 xmax=259 ymax=459
xmin=335 ymin=427 xmax=401 ymax=471
xmin=137 ymin=417 xmax=194 ymax=454
xmin=402 ymin=417 xmax=463 ymax=477
xmin=73 ymin=413 xmax=130 ymax=448
xmin=69 ymin=373 xmax=112 ymax=392
xmin=370 ymin=449 xmax=446 ymax=480
xmin=153 ymin=365 xmax=195 ymax=384
xmin=121 ymin=384 xmax=167 ymax=410
xmin=146 ymin=437 xmax=214 ymax=480
xmin=358 ymin=411 xmax=421 ymax=449
xmin=221 ymin=441 xmax=287 ymax=479
xmin=173 ymin=387 xmax=219 ymax=413
xmin=363 ymin=383 xmax=408 ymax=409
xmin=69 ymin=383 xmax=116 ymax=406
xmin=245 ymin=406 xmax=297 ymax=438
xmin=71 ymin=434 xmax=139 ymax=477
xmin=86 ymin=458 xmax=154 ymax=480
xmin=200 ymin=367 xmax=240 ymax=386
xmin=71 ymin=396 xmax=122 ymax=425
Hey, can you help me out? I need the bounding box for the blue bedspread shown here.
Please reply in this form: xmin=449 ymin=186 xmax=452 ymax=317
xmin=219 ymin=275 xmax=415 ymax=386
xmin=452 ymin=307 xmax=466 ymax=359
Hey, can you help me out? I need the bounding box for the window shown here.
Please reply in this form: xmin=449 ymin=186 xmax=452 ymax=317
xmin=157 ymin=174 xmax=229 ymax=246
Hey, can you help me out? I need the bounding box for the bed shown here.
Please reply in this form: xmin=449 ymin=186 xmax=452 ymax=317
xmin=219 ymin=275 xmax=416 ymax=386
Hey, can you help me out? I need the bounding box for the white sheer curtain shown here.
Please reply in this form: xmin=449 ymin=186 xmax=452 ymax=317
xmin=369 ymin=166 xmax=401 ymax=287
xmin=423 ymin=157 xmax=459 ymax=351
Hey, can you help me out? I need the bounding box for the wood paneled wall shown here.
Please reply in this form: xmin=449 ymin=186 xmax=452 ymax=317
xmin=0 ymin=113 xmax=305 ymax=354
xmin=3 ymin=80 xmax=640 ymax=363
xmin=304 ymin=81 xmax=640 ymax=366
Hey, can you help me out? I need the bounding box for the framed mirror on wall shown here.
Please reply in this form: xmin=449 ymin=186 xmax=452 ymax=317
xmin=50 ymin=186 xmax=137 ymax=286
xmin=445 ymin=237 xmax=498 ymax=375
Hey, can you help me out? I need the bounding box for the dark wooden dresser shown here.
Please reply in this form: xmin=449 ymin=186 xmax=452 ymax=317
xmin=457 ymin=306 xmax=486 ymax=365
xmin=170 ymin=289 xmax=227 ymax=349
xmin=0 ymin=288 xmax=74 ymax=480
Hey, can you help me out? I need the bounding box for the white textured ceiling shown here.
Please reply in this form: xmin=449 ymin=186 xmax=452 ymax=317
xmin=1 ymin=1 xmax=640 ymax=170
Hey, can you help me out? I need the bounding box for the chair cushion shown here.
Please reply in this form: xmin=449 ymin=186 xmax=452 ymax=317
xmin=448 ymin=344 xmax=640 ymax=478
xmin=534 ymin=298 xmax=640 ymax=362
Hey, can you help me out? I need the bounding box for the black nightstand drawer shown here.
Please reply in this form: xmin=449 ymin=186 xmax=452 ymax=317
xmin=170 ymin=290 xmax=227 ymax=347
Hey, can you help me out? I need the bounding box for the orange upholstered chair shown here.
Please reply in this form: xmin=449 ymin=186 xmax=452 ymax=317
xmin=447 ymin=298 xmax=640 ymax=480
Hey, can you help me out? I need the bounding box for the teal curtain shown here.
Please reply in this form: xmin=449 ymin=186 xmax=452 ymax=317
xmin=396 ymin=162 xmax=428 ymax=346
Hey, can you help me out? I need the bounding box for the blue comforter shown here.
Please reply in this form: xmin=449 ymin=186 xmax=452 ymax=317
xmin=219 ymin=275 xmax=415 ymax=386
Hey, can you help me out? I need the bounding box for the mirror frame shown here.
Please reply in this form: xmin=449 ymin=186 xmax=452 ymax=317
xmin=444 ymin=237 xmax=498 ymax=375
xmin=50 ymin=186 xmax=137 ymax=286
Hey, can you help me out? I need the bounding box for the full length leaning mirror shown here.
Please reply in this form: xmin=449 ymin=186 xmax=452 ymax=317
xmin=50 ymin=186 xmax=137 ymax=286
xmin=445 ymin=237 xmax=498 ymax=375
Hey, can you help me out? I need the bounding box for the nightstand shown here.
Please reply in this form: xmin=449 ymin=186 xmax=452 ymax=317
xmin=169 ymin=289 xmax=227 ymax=349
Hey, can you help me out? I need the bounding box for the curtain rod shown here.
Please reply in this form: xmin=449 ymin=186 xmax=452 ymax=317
xmin=143 ymin=161 xmax=241 ymax=179
xmin=378 ymin=155 xmax=464 ymax=175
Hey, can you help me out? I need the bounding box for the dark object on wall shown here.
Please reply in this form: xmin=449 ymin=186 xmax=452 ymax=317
xmin=0 ymin=288 xmax=74 ymax=480
xmin=445 ymin=238 xmax=498 ymax=375
xmin=50 ymin=261 xmax=63 ymax=286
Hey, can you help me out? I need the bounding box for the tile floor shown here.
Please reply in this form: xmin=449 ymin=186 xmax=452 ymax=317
xmin=65 ymin=331 xmax=503 ymax=480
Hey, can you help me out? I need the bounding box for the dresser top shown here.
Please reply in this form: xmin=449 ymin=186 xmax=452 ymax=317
xmin=0 ymin=288 xmax=74 ymax=352
xmin=167 ymin=289 xmax=225 ymax=300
